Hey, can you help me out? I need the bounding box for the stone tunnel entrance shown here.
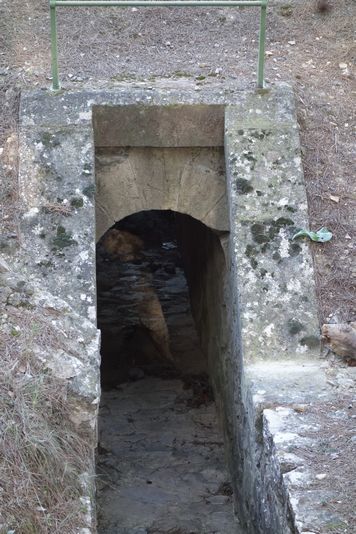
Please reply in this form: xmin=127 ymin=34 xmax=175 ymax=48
xmin=96 ymin=209 xmax=239 ymax=533
xmin=17 ymin=89 xmax=320 ymax=534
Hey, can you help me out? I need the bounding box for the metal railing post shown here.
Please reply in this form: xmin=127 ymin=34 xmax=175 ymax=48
xmin=257 ymin=0 xmax=267 ymax=88
xmin=50 ymin=0 xmax=60 ymax=90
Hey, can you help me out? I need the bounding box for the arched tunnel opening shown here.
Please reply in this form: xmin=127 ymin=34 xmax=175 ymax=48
xmin=96 ymin=209 xmax=238 ymax=533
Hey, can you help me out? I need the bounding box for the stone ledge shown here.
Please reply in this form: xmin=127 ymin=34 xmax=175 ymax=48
xmin=247 ymin=360 xmax=355 ymax=533
xmin=20 ymin=82 xmax=295 ymax=128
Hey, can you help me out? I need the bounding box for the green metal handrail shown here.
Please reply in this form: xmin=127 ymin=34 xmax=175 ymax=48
xmin=49 ymin=0 xmax=268 ymax=90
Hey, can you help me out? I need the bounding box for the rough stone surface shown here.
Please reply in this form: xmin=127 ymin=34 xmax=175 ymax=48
xmin=225 ymin=104 xmax=320 ymax=362
xmin=95 ymin=147 xmax=228 ymax=239
xmin=97 ymin=378 xmax=241 ymax=534
xmin=14 ymin=82 xmax=335 ymax=533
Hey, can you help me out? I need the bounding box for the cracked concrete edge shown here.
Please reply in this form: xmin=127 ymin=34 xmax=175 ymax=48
xmin=224 ymin=91 xmax=354 ymax=533
xmin=263 ymin=405 xmax=342 ymax=534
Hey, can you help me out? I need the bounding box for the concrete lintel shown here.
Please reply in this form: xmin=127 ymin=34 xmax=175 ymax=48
xmin=93 ymin=104 xmax=225 ymax=147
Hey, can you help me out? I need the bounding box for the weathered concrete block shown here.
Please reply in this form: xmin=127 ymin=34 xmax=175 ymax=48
xmin=96 ymin=147 xmax=228 ymax=239
xmin=93 ymin=104 xmax=225 ymax=147
xmin=225 ymin=103 xmax=320 ymax=363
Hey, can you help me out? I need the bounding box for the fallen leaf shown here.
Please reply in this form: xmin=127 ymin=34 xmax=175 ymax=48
xmin=292 ymin=227 xmax=333 ymax=243
xmin=339 ymin=62 xmax=348 ymax=69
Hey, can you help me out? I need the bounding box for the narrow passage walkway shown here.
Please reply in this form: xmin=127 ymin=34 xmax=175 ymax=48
xmin=96 ymin=211 xmax=240 ymax=533
xmin=97 ymin=377 xmax=240 ymax=534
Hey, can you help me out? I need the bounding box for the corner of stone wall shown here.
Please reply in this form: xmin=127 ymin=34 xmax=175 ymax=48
xmin=224 ymin=85 xmax=323 ymax=533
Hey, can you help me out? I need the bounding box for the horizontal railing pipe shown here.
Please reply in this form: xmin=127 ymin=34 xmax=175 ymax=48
xmin=54 ymin=1 xmax=265 ymax=6
xmin=49 ymin=0 xmax=268 ymax=90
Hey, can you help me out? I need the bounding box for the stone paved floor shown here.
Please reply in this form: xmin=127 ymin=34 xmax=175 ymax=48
xmin=97 ymin=377 xmax=241 ymax=534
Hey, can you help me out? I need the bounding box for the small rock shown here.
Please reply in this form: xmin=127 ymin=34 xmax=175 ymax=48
xmin=322 ymin=322 xmax=356 ymax=359
xmin=339 ymin=62 xmax=348 ymax=69
xmin=0 ymin=258 xmax=10 ymax=273
xmin=315 ymin=473 xmax=327 ymax=480
xmin=0 ymin=234 xmax=18 ymax=253
xmin=337 ymin=377 xmax=354 ymax=389
xmin=288 ymin=40 xmax=296 ymax=45
xmin=292 ymin=404 xmax=308 ymax=413
xmin=0 ymin=287 xmax=11 ymax=304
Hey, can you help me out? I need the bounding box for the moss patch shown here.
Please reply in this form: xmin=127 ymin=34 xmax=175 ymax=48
xmin=40 ymin=131 xmax=60 ymax=148
xmin=251 ymin=223 xmax=269 ymax=244
xmin=83 ymin=184 xmax=95 ymax=198
xmin=52 ymin=226 xmax=77 ymax=249
xmin=289 ymin=242 xmax=302 ymax=257
xmin=70 ymin=197 xmax=84 ymax=209
xmin=300 ymin=335 xmax=320 ymax=349
xmin=287 ymin=319 xmax=305 ymax=335
xmin=236 ymin=178 xmax=254 ymax=194
xmin=249 ymin=129 xmax=272 ymax=141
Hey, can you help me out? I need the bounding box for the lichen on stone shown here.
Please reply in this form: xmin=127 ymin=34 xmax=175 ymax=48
xmin=52 ymin=225 xmax=77 ymax=249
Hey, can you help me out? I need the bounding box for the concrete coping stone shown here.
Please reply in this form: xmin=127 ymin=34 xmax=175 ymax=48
xmin=20 ymin=82 xmax=297 ymax=129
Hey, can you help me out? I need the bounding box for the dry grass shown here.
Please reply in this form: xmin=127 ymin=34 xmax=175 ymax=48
xmin=0 ymin=305 xmax=91 ymax=534
xmin=43 ymin=202 xmax=72 ymax=217
xmin=294 ymin=397 xmax=356 ymax=534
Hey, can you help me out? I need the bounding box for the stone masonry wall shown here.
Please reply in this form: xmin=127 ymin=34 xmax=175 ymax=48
xmin=13 ymin=83 xmax=327 ymax=533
